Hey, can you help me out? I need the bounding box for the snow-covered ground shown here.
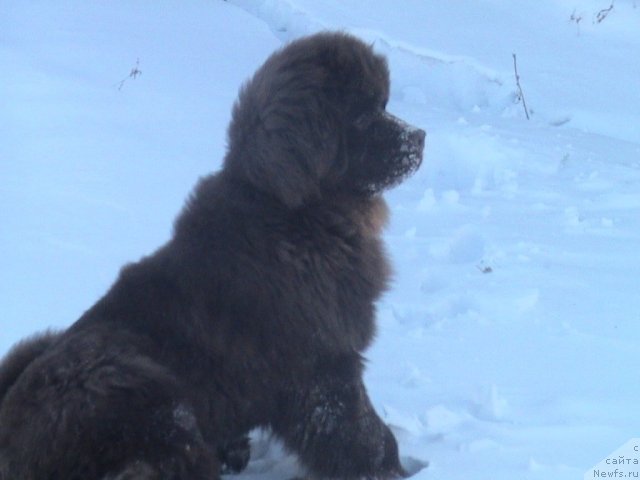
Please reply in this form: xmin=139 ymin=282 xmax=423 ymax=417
xmin=2 ymin=1 xmax=639 ymax=479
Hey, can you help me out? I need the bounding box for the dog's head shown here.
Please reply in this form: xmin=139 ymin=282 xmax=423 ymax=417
xmin=224 ymin=32 xmax=425 ymax=208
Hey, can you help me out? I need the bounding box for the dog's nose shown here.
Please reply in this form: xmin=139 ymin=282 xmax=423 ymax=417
xmin=411 ymin=128 xmax=426 ymax=152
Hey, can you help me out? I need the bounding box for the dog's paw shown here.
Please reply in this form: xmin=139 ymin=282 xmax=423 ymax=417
xmin=218 ymin=435 xmax=251 ymax=474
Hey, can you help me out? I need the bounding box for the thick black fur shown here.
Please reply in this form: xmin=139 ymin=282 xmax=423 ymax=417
xmin=0 ymin=32 xmax=424 ymax=480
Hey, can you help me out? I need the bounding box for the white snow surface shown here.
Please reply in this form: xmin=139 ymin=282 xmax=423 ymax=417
xmin=2 ymin=1 xmax=640 ymax=479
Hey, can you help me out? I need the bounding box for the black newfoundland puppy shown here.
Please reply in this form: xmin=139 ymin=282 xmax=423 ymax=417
xmin=0 ymin=32 xmax=424 ymax=479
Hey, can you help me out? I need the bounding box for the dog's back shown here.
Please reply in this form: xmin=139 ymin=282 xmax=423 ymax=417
xmin=0 ymin=331 xmax=61 ymax=404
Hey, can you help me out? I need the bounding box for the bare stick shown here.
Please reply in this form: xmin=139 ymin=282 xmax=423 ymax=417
xmin=570 ymin=9 xmax=583 ymax=35
xmin=512 ymin=53 xmax=530 ymax=120
xmin=116 ymin=58 xmax=142 ymax=91
xmin=595 ymin=2 xmax=614 ymax=23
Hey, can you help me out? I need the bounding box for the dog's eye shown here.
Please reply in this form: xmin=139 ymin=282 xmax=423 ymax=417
xmin=353 ymin=111 xmax=373 ymax=130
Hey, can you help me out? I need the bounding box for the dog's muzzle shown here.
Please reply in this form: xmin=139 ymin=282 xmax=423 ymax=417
xmin=382 ymin=111 xmax=425 ymax=186
xmin=384 ymin=110 xmax=425 ymax=170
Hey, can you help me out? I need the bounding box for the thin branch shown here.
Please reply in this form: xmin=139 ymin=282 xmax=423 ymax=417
xmin=595 ymin=2 xmax=614 ymax=23
xmin=512 ymin=53 xmax=530 ymax=120
xmin=115 ymin=58 xmax=142 ymax=91
xmin=570 ymin=9 xmax=583 ymax=35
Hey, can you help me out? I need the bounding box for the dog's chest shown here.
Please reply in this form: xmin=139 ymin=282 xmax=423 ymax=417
xmin=268 ymin=210 xmax=389 ymax=351
xmin=276 ymin=211 xmax=377 ymax=287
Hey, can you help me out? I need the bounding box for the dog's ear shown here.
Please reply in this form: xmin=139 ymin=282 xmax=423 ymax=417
xmin=224 ymin=67 xmax=340 ymax=209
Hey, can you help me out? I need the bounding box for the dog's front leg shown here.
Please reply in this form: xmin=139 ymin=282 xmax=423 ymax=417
xmin=272 ymin=357 xmax=406 ymax=480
